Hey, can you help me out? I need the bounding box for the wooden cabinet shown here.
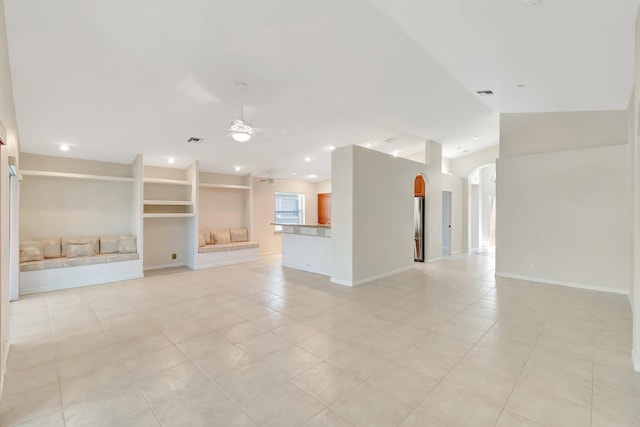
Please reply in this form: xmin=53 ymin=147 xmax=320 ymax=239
xmin=318 ymin=193 xmax=331 ymax=225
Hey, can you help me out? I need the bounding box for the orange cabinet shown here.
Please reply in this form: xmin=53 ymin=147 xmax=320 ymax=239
xmin=318 ymin=193 xmax=331 ymax=225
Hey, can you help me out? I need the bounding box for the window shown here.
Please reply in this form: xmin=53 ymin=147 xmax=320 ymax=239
xmin=274 ymin=192 xmax=304 ymax=231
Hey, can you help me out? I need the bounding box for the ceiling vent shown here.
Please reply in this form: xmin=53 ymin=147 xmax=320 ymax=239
xmin=476 ymin=90 xmax=494 ymax=96
xmin=187 ymin=137 xmax=203 ymax=143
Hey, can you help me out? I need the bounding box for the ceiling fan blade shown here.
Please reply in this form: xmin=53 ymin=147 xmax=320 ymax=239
xmin=254 ymin=127 xmax=287 ymax=134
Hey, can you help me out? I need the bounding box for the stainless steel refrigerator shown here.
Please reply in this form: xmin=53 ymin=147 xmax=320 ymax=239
xmin=414 ymin=196 xmax=425 ymax=262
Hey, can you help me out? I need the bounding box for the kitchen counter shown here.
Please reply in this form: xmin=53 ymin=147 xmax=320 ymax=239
xmin=276 ymin=224 xmax=331 ymax=275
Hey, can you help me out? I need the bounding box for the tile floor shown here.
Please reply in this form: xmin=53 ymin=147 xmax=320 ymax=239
xmin=1 ymin=253 xmax=638 ymax=427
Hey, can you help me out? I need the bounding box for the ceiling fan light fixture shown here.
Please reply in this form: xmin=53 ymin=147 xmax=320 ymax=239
xmin=232 ymin=132 xmax=251 ymax=142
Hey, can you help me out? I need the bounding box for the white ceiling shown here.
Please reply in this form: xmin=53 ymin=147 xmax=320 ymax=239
xmin=4 ymin=0 xmax=638 ymax=180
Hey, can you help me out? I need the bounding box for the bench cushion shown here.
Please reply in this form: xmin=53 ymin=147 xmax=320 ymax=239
xmin=198 ymin=242 xmax=259 ymax=253
xmin=211 ymin=229 xmax=231 ymax=244
xmin=20 ymin=241 xmax=44 ymax=263
xmin=100 ymin=236 xmax=119 ymax=254
xmin=62 ymin=237 xmax=99 ymax=257
xmin=230 ymin=228 xmax=248 ymax=243
xmin=42 ymin=239 xmax=61 ymax=259
xmin=20 ymin=253 xmax=140 ymax=272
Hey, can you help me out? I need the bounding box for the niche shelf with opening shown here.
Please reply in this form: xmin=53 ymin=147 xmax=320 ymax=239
xmin=18 ymin=153 xmax=144 ymax=294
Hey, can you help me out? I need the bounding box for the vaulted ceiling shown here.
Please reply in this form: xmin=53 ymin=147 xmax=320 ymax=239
xmin=5 ymin=0 xmax=639 ymax=180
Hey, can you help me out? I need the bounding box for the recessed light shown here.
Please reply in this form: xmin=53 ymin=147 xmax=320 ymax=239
xmin=328 ymin=145 xmax=336 ymax=151
xmin=472 ymin=136 xmax=480 ymax=141
xmin=292 ymin=172 xmax=298 ymax=175
xmin=59 ymin=144 xmax=70 ymax=152
xmin=168 ymin=157 xmax=175 ymax=164
xmin=304 ymin=156 xmax=311 ymax=162
xmin=392 ymin=151 xmax=400 ymax=157
xmin=364 ymin=143 xmax=372 ymax=148
xmin=308 ymin=174 xmax=318 ymax=178
xmin=234 ymin=166 xmax=241 ymax=172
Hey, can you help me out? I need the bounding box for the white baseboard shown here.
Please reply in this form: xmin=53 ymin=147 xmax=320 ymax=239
xmin=193 ymin=257 xmax=260 ymax=270
xmin=144 ymin=262 xmax=185 ymax=271
xmin=633 ymin=350 xmax=640 ymax=372
xmin=495 ymin=272 xmax=629 ymax=296
xmin=451 ymin=250 xmax=466 ymax=255
xmin=20 ymin=273 xmax=144 ymax=295
xmin=427 ymin=256 xmax=442 ymax=262
xmin=331 ymin=265 xmax=414 ymax=287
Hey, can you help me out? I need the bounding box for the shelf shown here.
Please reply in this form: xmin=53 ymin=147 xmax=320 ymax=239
xmin=199 ymin=183 xmax=251 ymax=190
xmin=143 ymin=200 xmax=193 ymax=206
xmin=143 ymin=213 xmax=195 ymax=218
xmin=21 ymin=170 xmax=134 ymax=183
xmin=144 ymin=177 xmax=191 ymax=186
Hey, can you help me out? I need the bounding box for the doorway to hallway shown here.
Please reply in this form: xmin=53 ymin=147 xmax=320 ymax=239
xmin=468 ymin=164 xmax=496 ymax=251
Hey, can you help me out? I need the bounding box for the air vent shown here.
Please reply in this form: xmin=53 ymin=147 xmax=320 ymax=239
xmin=476 ymin=90 xmax=494 ymax=96
xmin=187 ymin=137 xmax=203 ymax=143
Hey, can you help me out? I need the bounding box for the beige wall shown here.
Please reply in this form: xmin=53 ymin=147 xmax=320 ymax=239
xmin=199 ymin=188 xmax=249 ymax=231
xmin=0 ymin=0 xmax=19 ymax=397
xmin=442 ymin=173 xmax=464 ymax=254
xmin=251 ymin=177 xmax=319 ymax=254
xmin=144 ymin=217 xmax=191 ymax=269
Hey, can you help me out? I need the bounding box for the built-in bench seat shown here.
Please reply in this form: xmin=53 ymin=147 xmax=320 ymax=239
xmin=19 ymin=235 xmax=143 ymax=294
xmin=198 ymin=242 xmax=259 ymax=253
xmin=195 ymin=228 xmax=260 ymax=269
xmin=20 ymin=252 xmax=139 ymax=272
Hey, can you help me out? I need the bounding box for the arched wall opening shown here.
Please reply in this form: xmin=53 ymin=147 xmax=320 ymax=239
xmin=414 ymin=174 xmax=428 ymax=262
xmin=468 ymin=163 xmax=496 ymax=250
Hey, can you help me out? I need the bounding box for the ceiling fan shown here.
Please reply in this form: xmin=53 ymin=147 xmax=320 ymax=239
xmin=221 ymin=83 xmax=282 ymax=143
xmin=259 ymin=171 xmax=287 ymax=184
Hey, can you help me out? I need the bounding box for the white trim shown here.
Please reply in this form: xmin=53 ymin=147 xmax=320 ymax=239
xmin=20 ymin=273 xmax=144 ymax=295
xmin=427 ymin=256 xmax=442 ymax=262
xmin=193 ymin=257 xmax=260 ymax=270
xmin=143 ymin=177 xmax=191 ymax=186
xmin=495 ymin=272 xmax=628 ymax=295
xmin=21 ymin=170 xmax=134 ymax=182
xmin=331 ymin=265 xmax=414 ymax=287
xmin=144 ymin=262 xmax=185 ymax=271
xmin=330 ymin=277 xmax=353 ymax=287
xmin=199 ymin=183 xmax=250 ymax=190
xmin=633 ymin=350 xmax=640 ymax=372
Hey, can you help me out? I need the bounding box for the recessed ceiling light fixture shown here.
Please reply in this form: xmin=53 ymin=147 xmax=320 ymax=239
xmin=304 ymin=156 xmax=311 ymax=162
xmin=472 ymin=136 xmax=480 ymax=141
xmin=392 ymin=151 xmax=400 ymax=157
xmin=168 ymin=157 xmax=175 ymax=164
xmin=364 ymin=142 xmax=372 ymax=148
xmin=476 ymin=90 xmax=494 ymax=96
xmin=234 ymin=166 xmax=241 ymax=172
xmin=59 ymin=144 xmax=70 ymax=152
xmin=328 ymin=145 xmax=336 ymax=151
xmin=308 ymin=174 xmax=318 ymax=178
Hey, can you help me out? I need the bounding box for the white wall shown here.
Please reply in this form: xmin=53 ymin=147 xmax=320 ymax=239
xmin=452 ymin=145 xmax=499 ymax=178
xmin=501 ymin=111 xmax=628 ymax=157
xmin=424 ymin=141 xmax=443 ymax=261
xmin=442 ymin=173 xmax=464 ymax=254
xmin=497 ymin=114 xmax=631 ymax=294
xmin=332 ymin=145 xmax=426 ymax=285
xmin=0 ymin=0 xmax=19 ymax=397
xmin=630 ymin=9 xmax=640 ymax=371
xmin=251 ymin=177 xmax=319 ymax=255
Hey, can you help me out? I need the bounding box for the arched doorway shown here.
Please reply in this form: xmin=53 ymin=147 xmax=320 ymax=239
xmin=468 ymin=164 xmax=496 ymax=250
xmin=414 ymin=174 xmax=427 ymax=262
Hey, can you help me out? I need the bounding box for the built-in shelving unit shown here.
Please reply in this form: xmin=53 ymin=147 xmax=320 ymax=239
xmin=142 ymin=163 xmax=198 ymax=270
